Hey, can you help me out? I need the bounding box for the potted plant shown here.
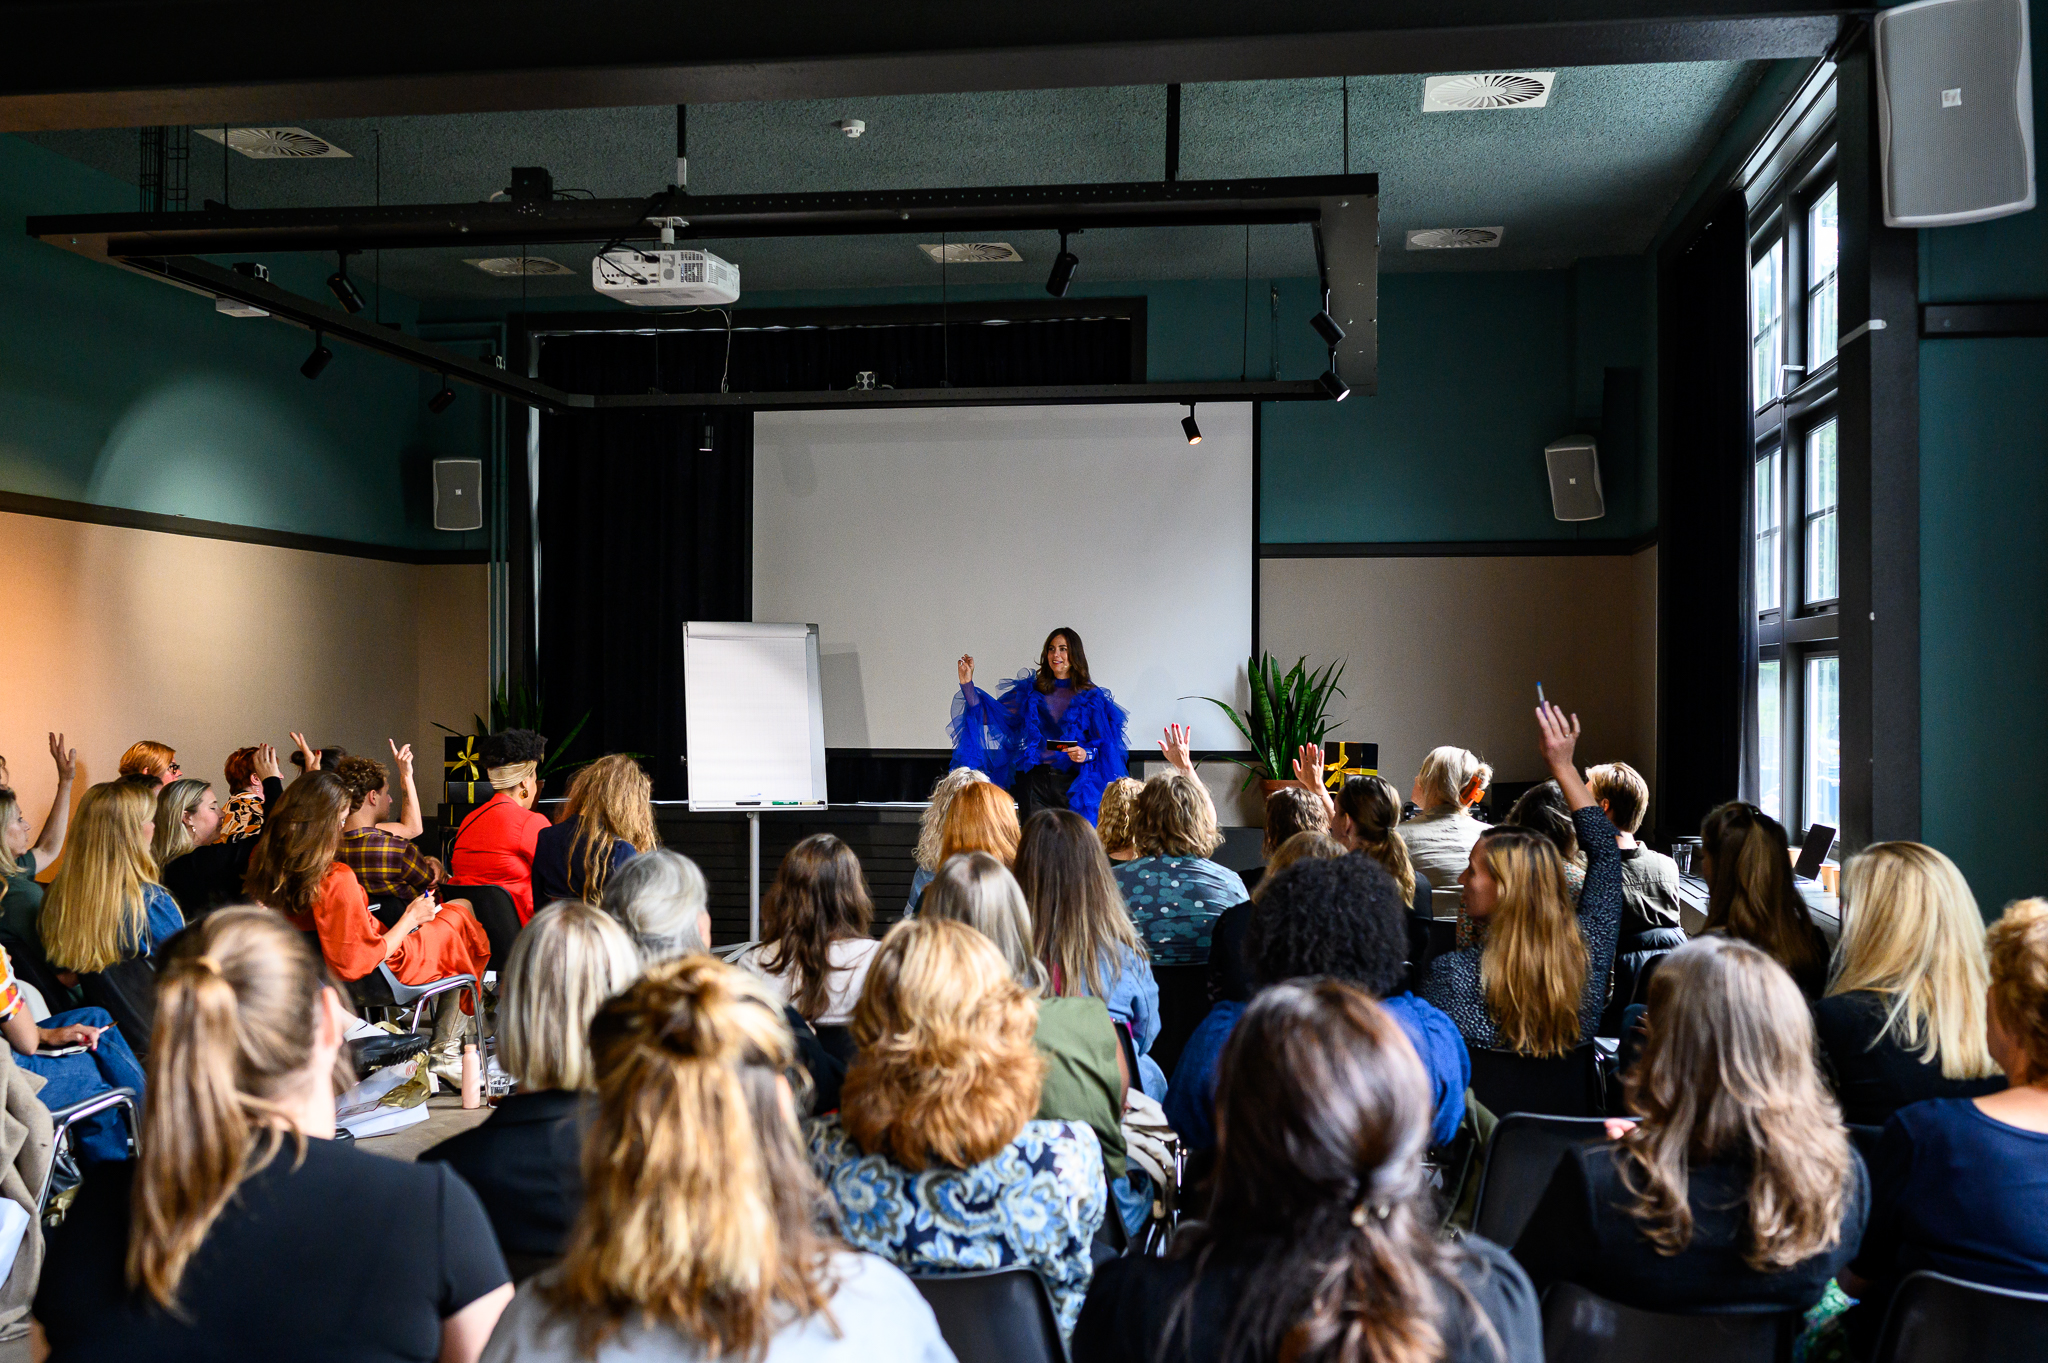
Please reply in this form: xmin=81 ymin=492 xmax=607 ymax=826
xmin=1196 ymin=653 xmax=1347 ymax=794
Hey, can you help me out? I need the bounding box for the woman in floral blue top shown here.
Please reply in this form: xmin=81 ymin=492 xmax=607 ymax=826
xmin=811 ymin=917 xmax=1106 ymax=1337
xmin=1112 ymin=729 xmax=1247 ymax=967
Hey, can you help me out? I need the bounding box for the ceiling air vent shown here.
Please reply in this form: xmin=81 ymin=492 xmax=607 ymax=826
xmin=465 ymin=256 xmax=577 ymax=277
xmin=196 ymin=126 xmax=353 ymax=159
xmin=1421 ymin=73 xmax=1556 ymax=111
xmin=918 ymin=242 xmax=1023 ymax=263
xmin=1405 ymin=227 xmax=1504 ymax=250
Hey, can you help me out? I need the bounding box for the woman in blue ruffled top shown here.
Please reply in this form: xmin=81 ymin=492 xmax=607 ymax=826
xmin=951 ymin=628 xmax=1130 ymax=823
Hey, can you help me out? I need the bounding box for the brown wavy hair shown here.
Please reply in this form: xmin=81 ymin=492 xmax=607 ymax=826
xmin=330 ymin=755 xmax=387 ymax=813
xmin=1474 ymin=826 xmax=1587 ymax=1057
xmin=242 ymin=773 xmax=350 ymax=916
xmin=223 ymin=746 xmax=263 ymax=794
xmin=548 ymin=956 xmax=840 ymax=1358
xmin=758 ymin=834 xmax=873 ymax=1022
xmin=1700 ymin=802 xmax=1829 ymax=996
xmin=1095 ymin=777 xmax=1145 ymax=855
xmin=938 ymin=781 xmax=1020 ymax=866
xmin=1134 ymin=770 xmax=1223 ymax=858
xmin=557 ymin=754 xmax=659 ymax=900
xmin=1017 ymin=807 xmax=1144 ymax=1000
xmin=1988 ymin=898 xmax=2048 ymax=1077
xmin=842 ymin=918 xmax=1045 ymax=1171
xmin=1033 ymin=626 xmax=1094 ymax=693
xmin=1618 ymin=936 xmax=1853 ymax=1270
xmin=1264 ymin=785 xmax=1332 ymax=858
xmin=1336 ymin=775 xmax=1417 ymax=905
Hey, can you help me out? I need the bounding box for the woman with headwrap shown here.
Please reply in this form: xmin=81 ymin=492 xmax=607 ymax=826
xmin=450 ymin=729 xmax=553 ymax=925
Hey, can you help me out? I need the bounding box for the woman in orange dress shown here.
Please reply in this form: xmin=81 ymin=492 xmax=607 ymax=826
xmin=246 ymin=772 xmax=491 ymax=1080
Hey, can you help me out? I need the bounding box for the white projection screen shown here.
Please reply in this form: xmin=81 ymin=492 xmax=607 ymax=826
xmin=752 ymin=404 xmax=1253 ymax=754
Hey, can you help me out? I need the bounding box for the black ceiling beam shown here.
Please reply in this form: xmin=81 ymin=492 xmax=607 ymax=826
xmin=0 ymin=2 xmax=1845 ymax=130
xmin=588 ymin=382 xmax=1330 ymax=411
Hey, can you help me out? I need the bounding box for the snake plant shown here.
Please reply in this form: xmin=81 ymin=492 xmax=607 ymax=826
xmin=1195 ymin=653 xmax=1347 ymax=788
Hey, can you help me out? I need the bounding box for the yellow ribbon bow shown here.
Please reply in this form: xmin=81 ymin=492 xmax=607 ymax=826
xmin=1321 ymin=742 xmax=1377 ymax=789
xmin=445 ymin=735 xmax=483 ymax=781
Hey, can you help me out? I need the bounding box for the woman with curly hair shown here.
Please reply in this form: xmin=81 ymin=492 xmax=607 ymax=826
xmin=451 ymin=729 xmax=552 ymax=924
xmin=532 ymin=754 xmax=658 ymax=905
xmin=1095 ymin=777 xmax=1145 ymax=864
xmin=811 ymin=917 xmax=1106 ymax=1337
xmin=903 ymin=766 xmax=989 ymax=915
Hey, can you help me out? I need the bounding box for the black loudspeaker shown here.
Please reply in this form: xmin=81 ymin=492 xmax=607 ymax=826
xmin=432 ymin=458 xmax=484 ymax=532
xmin=1876 ymin=0 xmax=2036 ymax=227
xmin=1544 ymin=436 xmax=1606 ymax=522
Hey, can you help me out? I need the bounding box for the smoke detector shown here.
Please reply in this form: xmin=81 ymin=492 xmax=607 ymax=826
xmin=833 ymin=118 xmax=867 ymax=138
xmin=918 ymin=242 xmax=1023 ymax=264
xmin=1421 ymin=73 xmax=1555 ymax=111
xmin=1405 ymin=227 xmax=1504 ymax=250
xmin=195 ymin=126 xmax=352 ymax=158
xmin=465 ymin=256 xmax=577 ymax=277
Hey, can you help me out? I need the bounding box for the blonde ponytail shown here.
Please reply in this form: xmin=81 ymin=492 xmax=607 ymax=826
xmin=129 ymin=908 xmax=327 ymax=1309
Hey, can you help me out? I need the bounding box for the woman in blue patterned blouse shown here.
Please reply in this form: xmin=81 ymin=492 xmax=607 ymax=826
xmin=811 ymin=917 xmax=1107 ymax=1337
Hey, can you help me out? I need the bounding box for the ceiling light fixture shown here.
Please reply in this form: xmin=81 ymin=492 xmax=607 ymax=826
xmin=300 ymin=333 xmax=333 ymax=380
xmin=1181 ymin=403 xmax=1202 ymax=445
xmin=1318 ymin=359 xmax=1349 ymax=402
xmin=1310 ymin=290 xmax=1346 ymax=347
xmin=326 ymin=253 xmax=365 ymax=313
xmin=1045 ymin=229 xmax=1079 ymax=298
xmin=428 ymin=377 xmax=456 ymax=413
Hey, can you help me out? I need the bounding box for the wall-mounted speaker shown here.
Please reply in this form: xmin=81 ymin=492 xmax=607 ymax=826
xmin=1544 ymin=436 xmax=1606 ymax=522
xmin=432 ymin=458 xmax=484 ymax=532
xmin=1875 ymin=0 xmax=2036 ymax=227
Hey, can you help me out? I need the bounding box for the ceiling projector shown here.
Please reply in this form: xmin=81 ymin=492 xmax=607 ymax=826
xmin=592 ymin=248 xmax=740 ymax=307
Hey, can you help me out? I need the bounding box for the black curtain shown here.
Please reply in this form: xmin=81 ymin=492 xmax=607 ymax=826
xmin=536 ymin=337 xmax=751 ymax=800
xmin=1655 ymin=189 xmax=1755 ymax=845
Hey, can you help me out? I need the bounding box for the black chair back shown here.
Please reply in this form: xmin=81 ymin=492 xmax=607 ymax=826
xmin=1469 ymin=1044 xmax=1604 ymax=1118
xmin=912 ymin=1268 xmax=1066 ymax=1363
xmin=1847 ymin=1123 xmax=1885 ymax=1170
xmin=77 ymin=957 xmax=157 ymax=1062
xmin=1541 ymin=1282 xmax=1800 ymax=1363
xmin=1150 ymin=963 xmax=1209 ymax=1078
xmin=1472 ymin=1114 xmax=1609 ymax=1249
xmin=0 ymin=930 xmax=69 ymax=1012
xmin=444 ymin=882 xmax=522 ymax=974
xmin=1871 ymin=1270 xmax=2048 ymax=1363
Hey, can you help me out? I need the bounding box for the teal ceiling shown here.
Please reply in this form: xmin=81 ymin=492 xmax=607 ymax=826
xmin=20 ymin=63 xmax=1764 ymax=299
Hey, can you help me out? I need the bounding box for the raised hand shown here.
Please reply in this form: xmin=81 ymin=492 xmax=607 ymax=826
xmin=957 ymin=654 xmax=975 ymax=687
xmin=1536 ymin=701 xmax=1581 ymax=773
xmin=390 ymin=739 xmax=415 ymax=781
xmin=48 ymin=732 xmax=76 ymax=783
xmin=290 ymin=732 xmax=319 ymax=771
xmin=253 ymin=743 xmax=283 ymax=782
xmin=1290 ymin=740 xmax=1326 ymax=793
xmin=1159 ymin=723 xmax=1196 ymax=777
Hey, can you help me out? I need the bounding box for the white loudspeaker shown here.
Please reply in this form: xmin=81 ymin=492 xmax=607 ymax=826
xmin=1544 ymin=436 xmax=1606 ymax=522
xmin=1876 ymin=0 xmax=2036 ymax=227
xmin=433 ymin=458 xmax=484 ymax=532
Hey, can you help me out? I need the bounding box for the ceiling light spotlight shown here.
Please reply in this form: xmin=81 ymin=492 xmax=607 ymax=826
xmin=1317 ymin=363 xmax=1350 ymax=402
xmin=428 ymin=377 xmax=456 ymax=413
xmin=326 ymin=253 xmax=365 ymax=314
xmin=1310 ymin=290 xmax=1346 ymax=347
xmin=698 ymin=421 xmax=716 ymax=453
xmin=1181 ymin=403 xmax=1202 ymax=445
xmin=1045 ymin=229 xmax=1079 ymax=298
xmin=300 ymin=332 xmax=333 ymax=380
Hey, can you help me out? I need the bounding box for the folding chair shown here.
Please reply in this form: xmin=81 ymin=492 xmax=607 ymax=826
xmin=36 ymin=1086 xmax=140 ymax=1222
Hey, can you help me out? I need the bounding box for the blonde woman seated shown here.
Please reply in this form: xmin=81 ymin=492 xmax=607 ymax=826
xmin=1399 ymin=745 xmax=1493 ymax=890
xmin=156 ymin=747 xmax=286 ymax=922
xmin=35 ymin=908 xmax=512 ymax=1360
xmin=532 ymin=754 xmax=659 ymax=905
xmin=1095 ymin=776 xmax=1145 ymax=864
xmin=1514 ymin=937 xmax=1866 ymax=1313
xmin=473 ymin=957 xmax=953 ymax=1363
xmin=1815 ymin=842 xmax=2005 ymax=1126
xmin=811 ymin=917 xmax=1107 ymax=1337
xmin=1113 ymin=731 xmax=1246 ymax=967
xmin=423 ymin=901 xmax=643 ymax=1280
xmin=41 ymin=780 xmax=186 ymax=982
xmin=904 ymin=766 xmax=989 ymax=914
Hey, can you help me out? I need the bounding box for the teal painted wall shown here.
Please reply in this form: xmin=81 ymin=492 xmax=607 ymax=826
xmin=0 ymin=133 xmax=476 ymax=552
xmin=1917 ymin=0 xmax=2048 ymax=914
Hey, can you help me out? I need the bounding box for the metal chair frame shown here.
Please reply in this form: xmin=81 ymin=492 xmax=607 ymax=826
xmin=36 ymin=1086 xmax=139 ymax=1218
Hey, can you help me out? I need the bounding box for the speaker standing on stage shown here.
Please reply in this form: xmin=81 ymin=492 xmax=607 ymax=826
xmin=951 ymin=628 xmax=1130 ymax=823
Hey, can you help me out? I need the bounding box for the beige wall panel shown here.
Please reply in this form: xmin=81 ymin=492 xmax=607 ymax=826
xmin=413 ymin=562 xmax=490 ymax=789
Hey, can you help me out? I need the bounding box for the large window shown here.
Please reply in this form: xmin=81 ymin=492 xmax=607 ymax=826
xmin=1804 ymin=419 xmax=1839 ymax=605
xmin=1751 ymin=240 xmax=1786 ymax=408
xmin=1807 ymin=184 xmax=1839 ymax=369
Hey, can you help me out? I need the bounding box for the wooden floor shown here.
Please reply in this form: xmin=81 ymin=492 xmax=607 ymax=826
xmin=362 ymin=1086 xmax=492 ymax=1162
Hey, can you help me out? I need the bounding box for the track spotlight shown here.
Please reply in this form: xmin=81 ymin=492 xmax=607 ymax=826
xmin=1310 ymin=309 xmax=1346 ymax=347
xmin=428 ymin=377 xmax=456 ymax=413
xmin=1317 ymin=365 xmax=1350 ymax=402
xmin=699 ymin=421 xmax=716 ymax=453
xmin=1181 ymin=403 xmax=1202 ymax=445
xmin=326 ymin=254 xmax=365 ymax=314
xmin=300 ymin=333 xmax=333 ymax=380
xmin=1045 ymin=229 xmax=1079 ymax=298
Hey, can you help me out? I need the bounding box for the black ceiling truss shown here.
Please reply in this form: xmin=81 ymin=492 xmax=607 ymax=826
xmin=32 ymin=174 xmax=1376 ymax=410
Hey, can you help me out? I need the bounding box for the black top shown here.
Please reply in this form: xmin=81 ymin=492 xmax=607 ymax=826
xmin=531 ymin=820 xmax=637 ymax=905
xmin=420 ymin=1089 xmax=586 ymax=1260
xmin=160 ymin=777 xmax=284 ymax=922
xmin=37 ymin=1135 xmax=508 ymax=1362
xmin=1073 ymin=1234 xmax=1541 ymax=1363
xmin=1812 ymin=990 xmax=2006 ymax=1127
xmin=1512 ymin=1140 xmax=1868 ymax=1313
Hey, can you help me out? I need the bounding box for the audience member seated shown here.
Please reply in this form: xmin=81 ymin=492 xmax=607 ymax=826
xmin=450 ymin=729 xmax=552 ymax=924
xmin=36 ymin=908 xmax=511 ymax=1359
xmin=115 ymin=740 xmax=179 ymax=788
xmin=1113 ymin=732 xmax=1246 ymax=967
xmin=41 ymin=780 xmax=186 ymax=974
xmin=1838 ymin=897 xmax=2048 ymax=1353
xmin=1017 ymin=808 xmax=1164 ymax=1098
xmin=1816 ymin=842 xmax=2005 ymax=1126
xmin=1504 ymin=779 xmax=1585 ymax=900
xmin=0 ymin=732 xmax=76 ymax=947
xmin=1208 ymin=778 xmax=1355 ymax=1007
xmin=334 ymin=753 xmax=442 ymax=907
xmin=602 ymin=847 xmax=712 ymax=963
xmin=532 ymin=753 xmax=656 ymax=905
xmin=1076 ymin=979 xmax=1540 ymax=1363
xmin=735 ymin=833 xmax=879 ymax=1032
xmin=214 ymin=745 xmax=268 ymax=842
xmin=1514 ymin=935 xmax=1865 ymax=1312
xmin=287 ymin=733 xmax=346 ymax=773
xmin=422 ymin=900 xmax=642 ymax=1279
xmin=1237 ymin=784 xmax=1329 ymax=898
xmin=157 ymin=747 xmax=286 ymax=924
xmin=1207 ymin=831 xmax=1348 ymax=1009
xmin=1698 ymin=801 xmax=1830 ymax=998
xmin=246 ymin=773 xmax=491 ymax=1083
xmin=937 ymin=778 xmax=1021 ymax=867
xmin=812 ymin=918 xmax=1106 ymax=1337
xmin=1399 ymin=744 xmax=1494 ymax=890
xmin=1096 ymin=776 xmax=1145 ymax=864
xmin=481 ymin=956 xmax=951 ymax=1363
xmin=0 ymin=942 xmax=145 ymax=1163
xmin=1586 ymin=761 xmax=1684 ymax=937
xmin=1168 ymin=854 xmax=1467 ymax=1155
xmin=904 ymin=765 xmax=989 ymax=914
xmin=1421 ymin=704 xmax=1622 ymax=1054
xmin=1333 ymin=772 xmax=1434 ymax=917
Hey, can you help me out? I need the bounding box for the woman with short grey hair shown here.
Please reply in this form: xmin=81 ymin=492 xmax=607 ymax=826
xmin=601 ymin=848 xmax=712 ymax=964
